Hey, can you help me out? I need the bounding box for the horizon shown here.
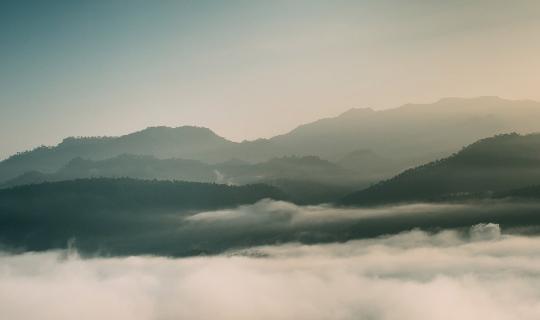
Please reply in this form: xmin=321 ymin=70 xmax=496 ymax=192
xmin=3 ymin=95 xmax=539 ymax=160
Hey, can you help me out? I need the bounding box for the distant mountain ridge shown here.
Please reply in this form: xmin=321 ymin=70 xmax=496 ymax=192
xmin=0 ymin=126 xmax=234 ymax=181
xmin=1 ymin=154 xmax=366 ymax=204
xmin=269 ymin=96 xmax=540 ymax=161
xmin=3 ymin=97 xmax=540 ymax=183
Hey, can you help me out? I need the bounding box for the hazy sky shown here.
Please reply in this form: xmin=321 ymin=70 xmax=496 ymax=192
xmin=1 ymin=0 xmax=540 ymax=158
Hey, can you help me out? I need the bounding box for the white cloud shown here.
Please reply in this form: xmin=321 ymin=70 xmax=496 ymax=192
xmin=186 ymin=199 xmax=465 ymax=223
xmin=470 ymin=223 xmax=501 ymax=241
xmin=1 ymin=226 xmax=540 ymax=319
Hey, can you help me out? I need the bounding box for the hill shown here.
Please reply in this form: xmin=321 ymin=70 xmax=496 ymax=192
xmin=269 ymin=97 xmax=540 ymax=164
xmin=0 ymin=126 xmax=234 ymax=182
xmin=1 ymin=155 xmax=366 ymax=204
xmin=341 ymin=133 xmax=540 ymax=205
xmin=0 ymin=178 xmax=286 ymax=254
xmin=0 ymin=155 xmax=216 ymax=187
xmin=216 ymin=155 xmax=367 ymax=203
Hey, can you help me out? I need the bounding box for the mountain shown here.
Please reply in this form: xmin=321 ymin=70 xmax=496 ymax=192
xmin=337 ymin=149 xmax=400 ymax=178
xmin=3 ymin=97 xmax=540 ymax=183
xmin=0 ymin=177 xmax=285 ymax=213
xmin=269 ymin=97 xmax=540 ymax=162
xmin=0 ymin=126 xmax=234 ymax=182
xmin=2 ymin=178 xmax=540 ymax=257
xmin=62 ymin=155 xmax=214 ymax=181
xmin=215 ymin=155 xmax=354 ymax=184
xmin=0 ymin=178 xmax=286 ymax=255
xmin=215 ymin=155 xmax=368 ymax=203
xmin=341 ymin=133 xmax=540 ymax=205
xmin=2 ymin=154 xmax=366 ymax=204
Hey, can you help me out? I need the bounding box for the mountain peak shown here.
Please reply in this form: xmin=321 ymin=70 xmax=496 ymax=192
xmin=338 ymin=107 xmax=375 ymax=118
xmin=134 ymin=125 xmax=218 ymax=136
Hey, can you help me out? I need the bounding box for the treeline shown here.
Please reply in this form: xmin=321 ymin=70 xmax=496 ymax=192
xmin=0 ymin=178 xmax=286 ymax=254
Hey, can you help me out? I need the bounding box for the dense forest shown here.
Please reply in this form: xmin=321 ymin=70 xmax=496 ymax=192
xmin=1 ymin=178 xmax=540 ymax=256
xmin=0 ymin=178 xmax=285 ymax=255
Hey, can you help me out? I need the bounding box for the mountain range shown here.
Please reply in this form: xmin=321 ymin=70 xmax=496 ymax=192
xmin=3 ymin=97 xmax=540 ymax=185
xmin=4 ymin=96 xmax=540 ymax=255
xmin=1 ymin=154 xmax=366 ymax=203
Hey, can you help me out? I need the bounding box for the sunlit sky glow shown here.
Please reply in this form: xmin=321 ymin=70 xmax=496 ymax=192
xmin=1 ymin=0 xmax=539 ymax=158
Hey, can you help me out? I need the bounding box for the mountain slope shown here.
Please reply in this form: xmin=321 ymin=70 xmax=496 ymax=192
xmin=216 ymin=155 xmax=368 ymax=203
xmin=270 ymin=97 xmax=540 ymax=163
xmin=2 ymin=155 xmax=366 ymax=204
xmin=337 ymin=149 xmax=401 ymax=178
xmin=341 ymin=133 xmax=540 ymax=205
xmin=0 ymin=126 xmax=234 ymax=182
xmin=216 ymin=155 xmax=354 ymax=184
xmin=0 ymin=178 xmax=286 ymax=255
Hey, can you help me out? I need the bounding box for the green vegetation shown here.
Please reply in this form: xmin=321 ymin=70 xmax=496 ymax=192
xmin=0 ymin=178 xmax=285 ymax=254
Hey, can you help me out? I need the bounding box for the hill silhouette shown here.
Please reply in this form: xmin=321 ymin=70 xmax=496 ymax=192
xmin=0 ymin=178 xmax=286 ymax=254
xmin=0 ymin=155 xmax=216 ymax=187
xmin=0 ymin=126 xmax=233 ymax=182
xmin=341 ymin=133 xmax=540 ymax=205
xmin=2 ymin=155 xmax=366 ymax=204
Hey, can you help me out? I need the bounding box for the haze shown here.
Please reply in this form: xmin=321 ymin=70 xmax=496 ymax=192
xmin=1 ymin=0 xmax=540 ymax=159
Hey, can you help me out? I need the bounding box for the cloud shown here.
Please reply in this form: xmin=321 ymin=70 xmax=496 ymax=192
xmin=1 ymin=226 xmax=540 ymax=319
xmin=470 ymin=223 xmax=501 ymax=241
xmin=3 ymin=198 xmax=540 ymax=256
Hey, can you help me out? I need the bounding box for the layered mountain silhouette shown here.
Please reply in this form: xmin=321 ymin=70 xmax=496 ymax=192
xmin=267 ymin=96 xmax=540 ymax=163
xmin=3 ymin=97 xmax=540 ymax=184
xmin=1 ymin=155 xmax=216 ymax=187
xmin=337 ymin=149 xmax=399 ymax=179
xmin=0 ymin=126 xmax=233 ymax=182
xmin=4 ymin=97 xmax=540 ymax=256
xmin=1 ymin=154 xmax=365 ymax=204
xmin=341 ymin=133 xmax=540 ymax=205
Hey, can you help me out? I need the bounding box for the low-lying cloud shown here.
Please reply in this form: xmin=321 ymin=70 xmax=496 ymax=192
xmin=2 ymin=226 xmax=540 ymax=320
xmin=4 ymin=198 xmax=540 ymax=256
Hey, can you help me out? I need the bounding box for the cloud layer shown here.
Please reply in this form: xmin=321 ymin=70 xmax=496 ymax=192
xmin=2 ymin=226 xmax=540 ymax=320
xmin=3 ymin=198 xmax=540 ymax=256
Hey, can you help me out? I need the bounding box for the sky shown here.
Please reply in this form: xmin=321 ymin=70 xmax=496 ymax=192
xmin=1 ymin=0 xmax=540 ymax=159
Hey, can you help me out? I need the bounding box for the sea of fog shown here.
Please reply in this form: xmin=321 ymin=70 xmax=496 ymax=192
xmin=2 ymin=222 xmax=540 ymax=320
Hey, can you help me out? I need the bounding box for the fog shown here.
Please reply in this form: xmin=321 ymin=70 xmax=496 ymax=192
xmin=4 ymin=197 xmax=540 ymax=256
xmin=2 ymin=225 xmax=540 ymax=320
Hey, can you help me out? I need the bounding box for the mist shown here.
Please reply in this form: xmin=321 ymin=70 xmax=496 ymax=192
xmin=2 ymin=226 xmax=540 ymax=319
xmin=4 ymin=196 xmax=540 ymax=256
